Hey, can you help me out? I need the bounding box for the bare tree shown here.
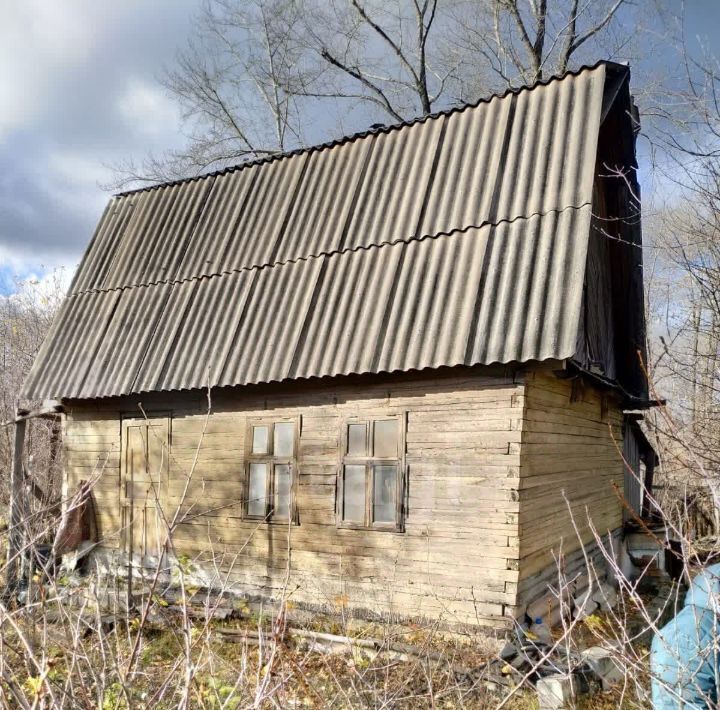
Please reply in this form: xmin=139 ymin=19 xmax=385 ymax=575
xmin=448 ymin=0 xmax=636 ymax=89
xmin=110 ymin=0 xmax=311 ymax=188
xmin=295 ymin=0 xmax=453 ymax=122
xmin=637 ymin=39 xmax=720 ymax=528
xmin=0 ymin=274 xmax=65 ymax=510
xmin=109 ymin=0 xmax=670 ymax=188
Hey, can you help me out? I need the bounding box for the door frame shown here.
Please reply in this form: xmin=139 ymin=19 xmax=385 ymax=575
xmin=120 ymin=412 xmax=172 ymax=563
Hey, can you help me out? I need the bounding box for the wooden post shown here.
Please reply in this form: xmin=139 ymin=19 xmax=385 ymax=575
xmin=641 ymin=453 xmax=657 ymax=520
xmin=6 ymin=417 xmax=27 ymax=592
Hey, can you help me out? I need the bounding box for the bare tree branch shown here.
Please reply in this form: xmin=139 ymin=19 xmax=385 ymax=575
xmin=319 ymin=47 xmax=406 ymax=122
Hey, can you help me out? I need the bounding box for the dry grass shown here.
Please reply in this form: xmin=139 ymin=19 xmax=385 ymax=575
xmin=0 ymin=565 xmax=663 ymax=709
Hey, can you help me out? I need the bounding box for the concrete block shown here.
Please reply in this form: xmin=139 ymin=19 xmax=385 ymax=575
xmin=572 ymin=588 xmax=599 ymax=619
xmin=498 ymin=641 xmax=517 ymax=660
xmin=581 ymin=646 xmax=624 ymax=690
xmin=591 ymin=583 xmax=618 ymax=611
xmin=536 ymin=674 xmax=575 ymax=709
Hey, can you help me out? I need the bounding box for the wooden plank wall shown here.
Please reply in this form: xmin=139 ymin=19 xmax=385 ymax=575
xmin=517 ymin=371 xmax=624 ymax=607
xmin=64 ymin=368 xmax=526 ymax=628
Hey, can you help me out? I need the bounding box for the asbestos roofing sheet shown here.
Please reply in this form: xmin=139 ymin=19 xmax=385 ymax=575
xmin=418 ymin=64 xmax=605 ymax=237
xmin=144 ymin=270 xmax=256 ymax=392
xmin=222 ymin=151 xmax=310 ymax=274
xmin=78 ymin=283 xmax=174 ymax=398
xmin=217 ymin=254 xmax=325 ymax=387
xmin=65 ymin=64 xmax=607 ymax=296
xmin=102 ymin=180 xmax=213 ymax=292
xmin=464 ymin=205 xmax=592 ymax=365
xmin=21 ymin=63 xmax=620 ymax=401
xmin=174 ymin=169 xmax=259 ymax=281
xmin=274 ymin=136 xmax=374 ymax=264
xmin=340 ymin=111 xmax=445 ymax=250
xmin=69 ymin=199 xmax=135 ymax=294
xmin=289 ymin=228 xmax=478 ymax=380
xmin=23 ymin=205 xmax=592 ymax=399
xmin=21 ymin=289 xmax=122 ymax=399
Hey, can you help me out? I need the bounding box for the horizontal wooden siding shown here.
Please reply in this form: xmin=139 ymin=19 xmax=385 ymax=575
xmin=517 ymin=371 xmax=624 ymax=605
xmin=64 ymin=369 xmax=526 ymax=627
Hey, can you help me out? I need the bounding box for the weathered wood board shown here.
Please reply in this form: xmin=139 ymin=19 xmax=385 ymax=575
xmin=63 ymin=365 xmax=624 ymax=626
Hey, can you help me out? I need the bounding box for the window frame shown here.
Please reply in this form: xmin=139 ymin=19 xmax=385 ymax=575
xmin=336 ymin=414 xmax=406 ymax=532
xmin=243 ymin=417 xmax=299 ymax=523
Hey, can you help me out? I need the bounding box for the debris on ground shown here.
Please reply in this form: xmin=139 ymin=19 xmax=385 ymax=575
xmin=536 ymin=673 xmax=578 ymax=709
xmin=580 ymin=645 xmax=624 ymax=691
xmin=8 ymin=557 xmax=686 ymax=708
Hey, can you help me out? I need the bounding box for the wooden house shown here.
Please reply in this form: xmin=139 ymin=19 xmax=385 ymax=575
xmin=22 ymin=61 xmax=655 ymax=628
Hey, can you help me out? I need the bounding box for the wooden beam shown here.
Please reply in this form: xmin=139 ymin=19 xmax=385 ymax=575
xmin=6 ymin=417 xmax=27 ymax=592
xmin=21 ymin=468 xmax=46 ymax=503
xmin=641 ymin=456 xmax=657 ymax=519
xmin=1 ymin=401 xmax=63 ymax=429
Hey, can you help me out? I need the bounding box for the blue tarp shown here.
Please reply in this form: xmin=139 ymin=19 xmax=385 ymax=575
xmin=651 ymin=563 xmax=720 ymax=708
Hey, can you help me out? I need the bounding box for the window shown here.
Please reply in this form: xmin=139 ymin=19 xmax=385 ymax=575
xmin=245 ymin=420 xmax=297 ymax=521
xmin=338 ymin=416 xmax=405 ymax=531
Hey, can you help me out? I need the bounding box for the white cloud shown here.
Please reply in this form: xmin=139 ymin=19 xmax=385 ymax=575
xmin=0 ymin=243 xmax=75 ymax=276
xmin=0 ymin=2 xmax=95 ymax=138
xmin=46 ymin=150 xmax=108 ymax=184
xmin=43 ymin=151 xmax=110 ymax=242
xmin=0 ymin=0 xmax=198 ymax=293
xmin=117 ymin=79 xmax=182 ymax=138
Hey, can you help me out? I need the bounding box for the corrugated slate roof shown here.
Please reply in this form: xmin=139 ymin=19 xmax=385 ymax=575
xmin=23 ymin=62 xmax=625 ymax=400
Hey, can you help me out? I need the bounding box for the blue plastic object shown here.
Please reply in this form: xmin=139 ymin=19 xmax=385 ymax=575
xmin=651 ymin=563 xmax=720 ymax=708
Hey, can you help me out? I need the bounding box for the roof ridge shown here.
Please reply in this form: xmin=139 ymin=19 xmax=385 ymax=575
xmin=115 ymin=60 xmax=626 ymax=198
xmin=68 ymin=202 xmax=592 ymax=298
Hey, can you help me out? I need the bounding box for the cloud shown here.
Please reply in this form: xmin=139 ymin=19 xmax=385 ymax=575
xmin=117 ymin=79 xmax=182 ymax=138
xmin=0 ymin=263 xmax=73 ymax=299
xmin=0 ymin=138 xmax=107 ymax=264
xmin=0 ymin=2 xmax=95 ymax=139
xmin=0 ymin=0 xmax=198 ymax=291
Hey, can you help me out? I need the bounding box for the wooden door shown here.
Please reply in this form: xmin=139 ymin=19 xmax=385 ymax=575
xmin=121 ymin=417 xmax=170 ymax=561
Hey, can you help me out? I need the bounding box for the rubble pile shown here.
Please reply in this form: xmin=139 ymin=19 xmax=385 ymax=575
xmin=469 ymin=627 xmax=623 ymax=705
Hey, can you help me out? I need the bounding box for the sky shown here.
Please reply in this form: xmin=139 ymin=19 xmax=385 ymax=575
xmin=0 ymin=0 xmax=197 ymax=294
xmin=1 ymin=0 xmax=720 ymax=296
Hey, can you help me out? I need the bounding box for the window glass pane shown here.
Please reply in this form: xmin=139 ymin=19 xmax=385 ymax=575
xmin=347 ymin=423 xmax=367 ymax=456
xmin=247 ymin=463 xmax=268 ymax=517
xmin=274 ymin=422 xmax=294 ymax=457
xmin=274 ymin=464 xmax=292 ymax=519
xmin=342 ymin=465 xmax=366 ymax=522
xmin=373 ymin=464 xmax=397 ymax=524
xmin=373 ymin=419 xmax=398 ymax=458
xmin=252 ymin=426 xmax=269 ymax=454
